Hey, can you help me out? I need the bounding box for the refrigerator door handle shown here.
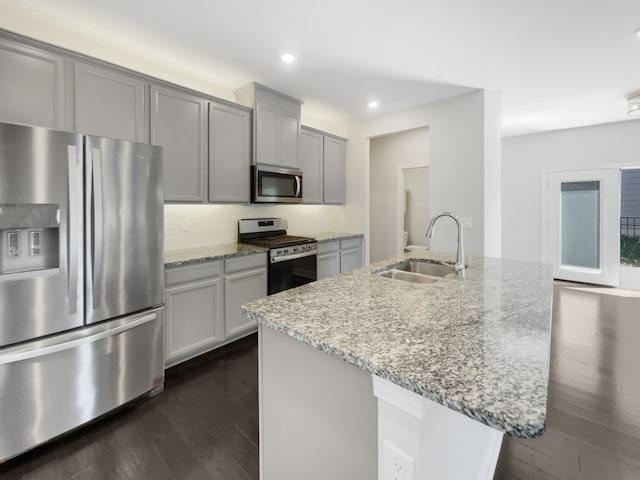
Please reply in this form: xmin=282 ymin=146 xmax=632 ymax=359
xmin=91 ymin=148 xmax=104 ymax=309
xmin=0 ymin=313 xmax=156 ymax=365
xmin=67 ymin=145 xmax=80 ymax=315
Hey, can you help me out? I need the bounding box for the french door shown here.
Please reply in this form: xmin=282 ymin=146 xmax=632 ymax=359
xmin=544 ymin=169 xmax=620 ymax=286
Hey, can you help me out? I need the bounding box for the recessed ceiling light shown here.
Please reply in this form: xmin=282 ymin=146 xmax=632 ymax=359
xmin=281 ymin=53 xmax=296 ymax=64
xmin=635 ymin=27 xmax=640 ymax=37
xmin=368 ymin=101 xmax=379 ymax=109
xmin=628 ymin=95 xmax=640 ymax=116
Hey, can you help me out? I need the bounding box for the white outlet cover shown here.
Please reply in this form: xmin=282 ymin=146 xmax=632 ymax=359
xmin=181 ymin=217 xmax=190 ymax=232
xmin=383 ymin=441 xmax=415 ymax=480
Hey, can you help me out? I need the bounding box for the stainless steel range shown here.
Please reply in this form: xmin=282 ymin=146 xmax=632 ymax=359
xmin=238 ymin=218 xmax=317 ymax=295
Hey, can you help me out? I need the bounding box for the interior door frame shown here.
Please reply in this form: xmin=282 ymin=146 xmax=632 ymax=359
xmin=395 ymin=163 xmax=429 ymax=256
xmin=542 ymin=168 xmax=620 ymax=286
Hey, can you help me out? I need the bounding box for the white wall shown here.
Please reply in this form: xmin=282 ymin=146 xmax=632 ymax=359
xmin=345 ymin=90 xmax=501 ymax=262
xmin=164 ymin=204 xmax=346 ymax=251
xmin=502 ymin=119 xmax=640 ymax=263
xmin=369 ymin=128 xmax=429 ymax=262
xmin=404 ymin=167 xmax=430 ymax=247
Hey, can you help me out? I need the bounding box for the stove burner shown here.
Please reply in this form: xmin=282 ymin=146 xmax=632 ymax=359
xmin=243 ymin=235 xmax=316 ymax=249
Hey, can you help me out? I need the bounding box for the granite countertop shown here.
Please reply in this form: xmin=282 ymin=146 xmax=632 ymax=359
xmin=305 ymin=232 xmax=363 ymax=242
xmin=242 ymin=250 xmax=553 ymax=438
xmin=164 ymin=243 xmax=267 ymax=268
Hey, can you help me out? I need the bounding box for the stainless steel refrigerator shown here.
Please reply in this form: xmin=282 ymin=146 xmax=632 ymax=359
xmin=0 ymin=122 xmax=165 ymax=461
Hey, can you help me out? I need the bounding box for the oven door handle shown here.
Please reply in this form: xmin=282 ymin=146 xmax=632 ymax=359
xmin=271 ymin=251 xmax=316 ymax=263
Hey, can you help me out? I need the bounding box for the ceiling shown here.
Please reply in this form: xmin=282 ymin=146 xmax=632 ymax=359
xmin=7 ymin=0 xmax=640 ymax=136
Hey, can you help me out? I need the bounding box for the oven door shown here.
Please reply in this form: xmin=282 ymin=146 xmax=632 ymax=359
xmin=252 ymin=165 xmax=302 ymax=203
xmin=269 ymin=252 xmax=317 ymax=295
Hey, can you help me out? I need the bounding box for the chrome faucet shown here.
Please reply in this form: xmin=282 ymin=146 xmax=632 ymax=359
xmin=426 ymin=212 xmax=465 ymax=276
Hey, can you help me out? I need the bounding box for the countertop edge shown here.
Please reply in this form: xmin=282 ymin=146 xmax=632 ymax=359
xmin=242 ymin=306 xmax=546 ymax=439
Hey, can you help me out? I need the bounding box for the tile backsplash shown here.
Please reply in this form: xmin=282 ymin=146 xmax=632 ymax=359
xmin=164 ymin=204 xmax=347 ymax=251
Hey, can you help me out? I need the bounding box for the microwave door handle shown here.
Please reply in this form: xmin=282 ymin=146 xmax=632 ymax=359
xmin=295 ymin=175 xmax=301 ymax=197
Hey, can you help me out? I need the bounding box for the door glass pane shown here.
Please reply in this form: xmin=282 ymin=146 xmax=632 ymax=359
xmin=561 ymin=181 xmax=600 ymax=269
xmin=620 ymin=169 xmax=640 ymax=266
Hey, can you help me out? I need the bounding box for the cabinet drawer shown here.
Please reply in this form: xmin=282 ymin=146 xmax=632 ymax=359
xmin=340 ymin=237 xmax=362 ymax=250
xmin=165 ymin=261 xmax=222 ymax=286
xmin=225 ymin=252 xmax=268 ymax=274
xmin=317 ymin=240 xmax=340 ymax=255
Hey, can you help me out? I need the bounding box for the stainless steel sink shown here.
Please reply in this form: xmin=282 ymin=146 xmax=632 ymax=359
xmin=375 ymin=259 xmax=458 ymax=284
xmin=393 ymin=260 xmax=456 ymax=278
xmin=377 ymin=269 xmax=441 ymax=284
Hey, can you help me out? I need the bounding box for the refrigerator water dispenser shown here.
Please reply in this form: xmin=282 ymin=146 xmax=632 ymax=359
xmin=0 ymin=204 xmax=60 ymax=274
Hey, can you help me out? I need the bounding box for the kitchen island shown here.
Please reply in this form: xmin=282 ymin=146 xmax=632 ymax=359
xmin=242 ymin=250 xmax=553 ymax=480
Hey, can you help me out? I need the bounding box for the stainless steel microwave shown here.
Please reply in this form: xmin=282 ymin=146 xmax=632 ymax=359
xmin=251 ymin=165 xmax=303 ymax=203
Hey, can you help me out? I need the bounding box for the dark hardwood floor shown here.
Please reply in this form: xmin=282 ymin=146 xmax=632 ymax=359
xmin=2 ymin=281 xmax=640 ymax=479
xmin=0 ymin=334 xmax=259 ymax=480
xmin=495 ymin=282 xmax=640 ymax=480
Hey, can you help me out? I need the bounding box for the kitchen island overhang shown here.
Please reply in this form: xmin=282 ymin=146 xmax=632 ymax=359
xmin=243 ymin=250 xmax=553 ymax=480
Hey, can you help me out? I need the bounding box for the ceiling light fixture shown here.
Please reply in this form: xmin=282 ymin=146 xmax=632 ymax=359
xmin=628 ymin=95 xmax=640 ymax=116
xmin=635 ymin=27 xmax=640 ymax=37
xmin=281 ymin=53 xmax=296 ymax=64
xmin=368 ymin=101 xmax=379 ymax=109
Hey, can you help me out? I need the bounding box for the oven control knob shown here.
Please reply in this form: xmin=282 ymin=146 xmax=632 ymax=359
xmin=277 ymin=249 xmax=282 ymax=255
xmin=284 ymin=249 xmax=289 ymax=253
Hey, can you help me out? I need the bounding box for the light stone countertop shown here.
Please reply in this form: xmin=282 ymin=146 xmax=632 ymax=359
xmin=303 ymin=232 xmax=363 ymax=242
xmin=164 ymin=243 xmax=268 ymax=268
xmin=242 ymin=250 xmax=553 ymax=438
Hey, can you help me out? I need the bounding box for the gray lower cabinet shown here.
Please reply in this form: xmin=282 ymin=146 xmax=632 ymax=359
xmin=300 ymin=127 xmax=324 ymax=204
xmin=317 ymin=240 xmax=341 ymax=280
xmin=224 ymin=254 xmax=267 ymax=337
xmin=317 ymin=237 xmax=363 ymax=279
xmin=324 ymin=135 xmax=347 ymax=205
xmin=209 ymin=101 xmax=251 ymax=203
xmin=164 ymin=252 xmax=267 ymax=367
xmin=0 ymin=38 xmax=73 ymax=130
xmin=75 ymin=62 xmax=148 ymax=143
xmin=165 ymin=261 xmax=223 ymax=367
xmin=340 ymin=237 xmax=363 ymax=273
xmin=151 ymin=85 xmax=208 ymax=202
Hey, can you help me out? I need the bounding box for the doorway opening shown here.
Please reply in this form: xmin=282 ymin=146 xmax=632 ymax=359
xmin=620 ymin=168 xmax=640 ymax=289
xmin=369 ymin=127 xmax=429 ymax=263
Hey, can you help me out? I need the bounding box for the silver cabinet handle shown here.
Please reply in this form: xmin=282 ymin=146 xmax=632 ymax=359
xmin=67 ymin=145 xmax=80 ymax=315
xmin=0 ymin=313 xmax=156 ymax=364
xmin=91 ymin=148 xmax=104 ymax=309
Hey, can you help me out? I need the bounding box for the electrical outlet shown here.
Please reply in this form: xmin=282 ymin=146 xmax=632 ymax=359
xmin=383 ymin=442 xmax=414 ymax=480
xmin=181 ymin=217 xmax=190 ymax=232
xmin=461 ymin=216 xmax=473 ymax=228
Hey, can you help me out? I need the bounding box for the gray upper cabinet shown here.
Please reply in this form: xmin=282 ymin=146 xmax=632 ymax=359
xmin=209 ymin=101 xmax=251 ymax=203
xmin=75 ymin=62 xmax=148 ymax=143
xmin=235 ymin=82 xmax=302 ymax=169
xmin=324 ymin=135 xmax=347 ymax=205
xmin=0 ymin=39 xmax=73 ymax=130
xmin=151 ymin=85 xmax=208 ymax=202
xmin=300 ymin=127 xmax=324 ymax=204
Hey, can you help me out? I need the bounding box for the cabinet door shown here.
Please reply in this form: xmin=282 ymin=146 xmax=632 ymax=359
xmin=340 ymin=248 xmax=362 ymax=274
xmin=340 ymin=237 xmax=363 ymax=274
xmin=165 ymin=277 xmax=223 ymax=365
xmin=224 ymin=267 xmax=267 ymax=338
xmin=317 ymin=252 xmax=341 ymax=280
xmin=324 ymin=136 xmax=347 ymax=205
xmin=151 ymin=85 xmax=207 ymax=202
xmin=75 ymin=62 xmax=147 ymax=143
xmin=255 ymin=102 xmax=279 ymax=165
xmin=209 ymin=102 xmax=251 ymax=203
xmin=280 ymin=110 xmax=301 ymax=168
xmin=0 ymin=39 xmax=72 ymax=130
xmin=300 ymin=128 xmax=323 ymax=204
